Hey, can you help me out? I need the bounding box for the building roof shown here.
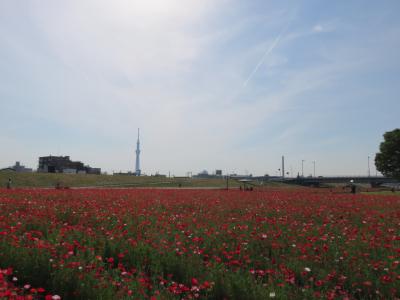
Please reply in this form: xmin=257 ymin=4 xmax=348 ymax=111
xmin=0 ymin=168 xmax=16 ymax=172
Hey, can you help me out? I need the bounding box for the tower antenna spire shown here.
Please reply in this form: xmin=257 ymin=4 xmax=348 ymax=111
xmin=135 ymin=128 xmax=141 ymax=176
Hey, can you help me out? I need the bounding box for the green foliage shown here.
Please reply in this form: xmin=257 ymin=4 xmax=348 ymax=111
xmin=0 ymin=242 xmax=52 ymax=288
xmin=375 ymin=128 xmax=400 ymax=179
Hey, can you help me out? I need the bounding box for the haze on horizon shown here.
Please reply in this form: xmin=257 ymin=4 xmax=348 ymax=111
xmin=1 ymin=1 xmax=399 ymax=177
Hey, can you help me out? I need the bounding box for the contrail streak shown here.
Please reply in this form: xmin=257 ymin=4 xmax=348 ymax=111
xmin=243 ymin=21 xmax=291 ymax=87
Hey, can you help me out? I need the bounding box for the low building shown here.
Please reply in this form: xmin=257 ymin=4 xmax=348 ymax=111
xmin=194 ymin=169 xmax=224 ymax=178
xmin=0 ymin=168 xmax=16 ymax=172
xmin=38 ymin=155 xmax=101 ymax=174
xmin=194 ymin=170 xmax=210 ymax=178
xmin=87 ymin=168 xmax=101 ymax=175
xmin=0 ymin=162 xmax=32 ymax=173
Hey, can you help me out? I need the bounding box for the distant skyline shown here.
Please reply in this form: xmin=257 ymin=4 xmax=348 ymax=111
xmin=1 ymin=1 xmax=399 ymax=176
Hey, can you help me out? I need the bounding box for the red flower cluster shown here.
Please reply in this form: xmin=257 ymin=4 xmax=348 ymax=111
xmin=0 ymin=188 xmax=399 ymax=299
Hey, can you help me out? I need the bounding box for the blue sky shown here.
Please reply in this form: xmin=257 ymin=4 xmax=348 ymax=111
xmin=1 ymin=0 xmax=399 ymax=176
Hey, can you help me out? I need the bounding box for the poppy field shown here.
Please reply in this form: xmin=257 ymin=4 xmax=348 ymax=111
xmin=0 ymin=188 xmax=399 ymax=299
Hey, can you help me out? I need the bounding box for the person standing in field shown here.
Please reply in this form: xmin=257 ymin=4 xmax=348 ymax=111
xmin=350 ymin=179 xmax=356 ymax=194
xmin=6 ymin=178 xmax=12 ymax=189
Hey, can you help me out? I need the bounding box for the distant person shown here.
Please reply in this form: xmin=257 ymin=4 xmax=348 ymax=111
xmin=351 ymin=185 xmax=356 ymax=194
xmin=350 ymin=180 xmax=356 ymax=194
xmin=6 ymin=178 xmax=12 ymax=189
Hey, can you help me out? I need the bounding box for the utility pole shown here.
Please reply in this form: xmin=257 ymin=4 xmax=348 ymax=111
xmin=301 ymin=160 xmax=305 ymax=177
xmin=282 ymin=156 xmax=285 ymax=179
xmin=312 ymin=161 xmax=316 ymax=177
xmin=368 ymin=156 xmax=371 ymax=177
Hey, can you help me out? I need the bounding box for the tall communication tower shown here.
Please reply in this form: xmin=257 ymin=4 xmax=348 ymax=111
xmin=135 ymin=128 xmax=141 ymax=176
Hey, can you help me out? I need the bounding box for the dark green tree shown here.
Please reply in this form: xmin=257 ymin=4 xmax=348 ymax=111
xmin=375 ymin=129 xmax=400 ymax=179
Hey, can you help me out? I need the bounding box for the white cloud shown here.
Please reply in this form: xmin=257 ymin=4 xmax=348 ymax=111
xmin=313 ymin=24 xmax=324 ymax=32
xmin=1 ymin=1 xmax=399 ymax=176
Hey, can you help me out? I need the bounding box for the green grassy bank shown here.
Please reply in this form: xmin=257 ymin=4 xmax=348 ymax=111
xmin=0 ymin=171 xmax=245 ymax=188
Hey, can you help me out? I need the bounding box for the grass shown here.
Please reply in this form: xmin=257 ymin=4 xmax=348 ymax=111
xmin=0 ymin=171 xmax=247 ymax=188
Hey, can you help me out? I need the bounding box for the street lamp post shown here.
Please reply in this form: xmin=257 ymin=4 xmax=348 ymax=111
xmin=368 ymin=156 xmax=371 ymax=177
xmin=312 ymin=161 xmax=316 ymax=177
